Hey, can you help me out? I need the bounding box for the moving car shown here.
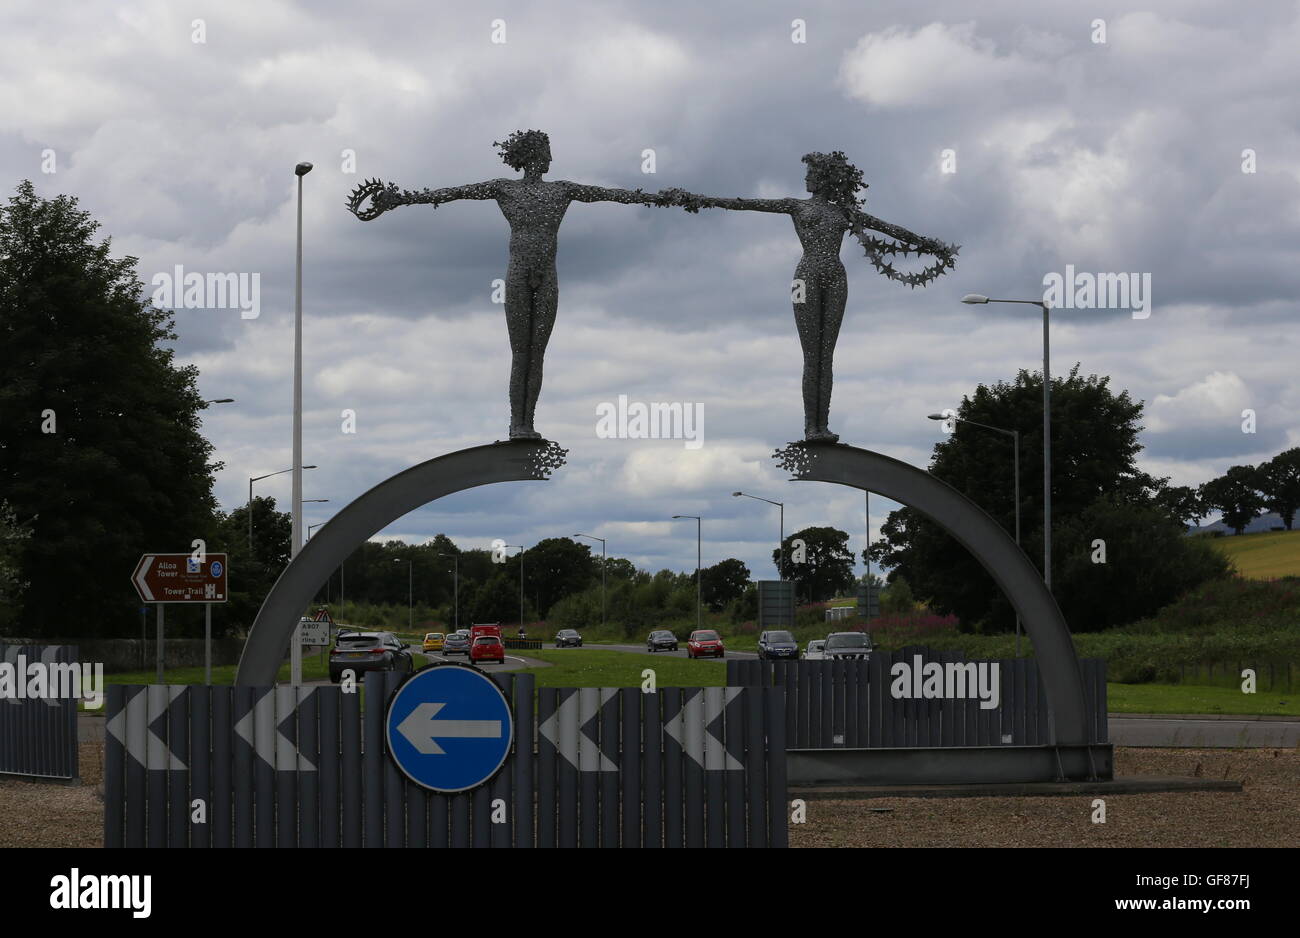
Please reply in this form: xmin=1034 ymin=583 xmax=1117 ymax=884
xmin=802 ymin=639 xmax=827 ymax=660
xmin=442 ymin=632 xmax=470 ymax=656
xmin=646 ymin=629 xmax=679 ymax=653
xmin=470 ymin=632 xmax=506 ymax=665
xmin=554 ymin=628 xmax=583 ymax=648
xmin=329 ymin=630 xmax=414 ymax=683
xmin=757 ymin=630 xmax=798 ymax=660
xmin=422 ymin=632 xmax=445 ymax=653
xmin=687 ymin=629 xmax=725 ymax=659
xmin=823 ymin=631 xmax=873 ymax=660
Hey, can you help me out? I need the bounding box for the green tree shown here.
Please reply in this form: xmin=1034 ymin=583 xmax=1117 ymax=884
xmin=0 ymin=501 xmax=32 ymax=632
xmin=880 ymin=574 xmax=916 ymax=615
xmin=701 ymin=558 xmax=750 ymax=610
xmin=774 ymin=526 xmax=855 ymax=602
xmin=1258 ymin=448 xmax=1300 ymax=530
xmin=1199 ymin=466 xmax=1265 ymax=535
xmin=209 ymin=495 xmax=290 ymax=637
xmin=519 ymin=538 xmax=596 ymax=618
xmin=0 ymin=181 xmax=220 ymax=638
xmin=871 ymin=366 xmax=1204 ymax=632
xmin=1152 ymin=485 xmax=1205 ymax=529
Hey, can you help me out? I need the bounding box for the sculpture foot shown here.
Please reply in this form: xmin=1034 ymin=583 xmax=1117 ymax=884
xmin=804 ymin=429 xmax=840 ymax=444
xmin=509 ymin=425 xmax=543 ymax=440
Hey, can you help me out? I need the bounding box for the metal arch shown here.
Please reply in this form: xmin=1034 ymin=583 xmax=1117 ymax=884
xmin=774 ymin=441 xmax=1090 ymax=746
xmin=235 ymin=440 xmax=567 ymax=686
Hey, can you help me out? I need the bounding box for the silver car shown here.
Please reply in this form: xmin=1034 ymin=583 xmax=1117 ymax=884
xmin=802 ymin=639 xmax=826 ymax=660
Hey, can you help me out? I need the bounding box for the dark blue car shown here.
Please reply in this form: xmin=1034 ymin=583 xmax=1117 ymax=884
xmin=757 ymin=630 xmax=799 ymax=660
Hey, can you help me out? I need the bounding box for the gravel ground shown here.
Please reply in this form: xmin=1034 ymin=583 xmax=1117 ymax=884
xmin=791 ymin=747 xmax=1300 ymax=848
xmin=0 ymin=746 xmax=1293 ymax=848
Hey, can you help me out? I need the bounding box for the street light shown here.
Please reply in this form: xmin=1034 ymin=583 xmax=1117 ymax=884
xmin=573 ymin=534 xmax=606 ymax=631
xmin=248 ymin=465 xmax=317 ymax=550
xmin=504 ymin=545 xmax=526 ymax=634
xmin=671 ymin=516 xmax=702 ymax=632
xmin=732 ymin=492 xmax=784 ymax=577
xmin=436 ymin=552 xmax=460 ymax=632
xmin=307 ymin=522 xmax=325 ymax=538
xmin=393 ymin=556 xmax=413 ymax=633
xmin=962 ymin=293 xmax=1052 ymax=591
xmin=291 ymin=160 xmax=314 ymax=568
xmin=203 ymin=398 xmax=235 ymax=405
xmin=929 ymin=411 xmax=1023 ymax=655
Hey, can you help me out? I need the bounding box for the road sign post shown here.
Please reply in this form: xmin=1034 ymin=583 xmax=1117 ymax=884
xmin=130 ymin=553 xmax=229 ymax=684
xmin=385 ymin=663 xmax=514 ymax=794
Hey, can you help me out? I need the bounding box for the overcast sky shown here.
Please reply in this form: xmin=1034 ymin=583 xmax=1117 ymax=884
xmin=4 ymin=1 xmax=1298 ymax=582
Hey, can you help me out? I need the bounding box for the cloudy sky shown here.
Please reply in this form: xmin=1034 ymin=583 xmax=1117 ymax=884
xmin=5 ymin=0 xmax=1298 ymax=582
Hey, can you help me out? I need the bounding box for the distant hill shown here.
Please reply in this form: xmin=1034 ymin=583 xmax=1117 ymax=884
xmin=1189 ymin=511 xmax=1289 ymax=536
xmin=1201 ymin=528 xmax=1300 ymax=579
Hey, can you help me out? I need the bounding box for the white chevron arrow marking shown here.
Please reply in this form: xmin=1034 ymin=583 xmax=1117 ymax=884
xmin=663 ymin=687 xmax=745 ymax=770
xmin=234 ymin=688 xmax=316 ymax=772
xmin=537 ymin=688 xmax=618 ymax=772
xmin=396 ymin=701 xmax=503 ymax=754
xmin=106 ymin=686 xmax=187 ymax=770
xmin=134 ymin=555 xmax=156 ymax=601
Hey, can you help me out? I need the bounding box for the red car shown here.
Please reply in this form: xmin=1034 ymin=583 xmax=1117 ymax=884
xmin=687 ymin=629 xmax=725 ymax=659
xmin=470 ymin=633 xmax=506 ymax=665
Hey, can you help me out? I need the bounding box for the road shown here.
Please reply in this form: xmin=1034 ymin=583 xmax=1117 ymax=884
xmin=584 ymin=642 xmax=758 ymax=660
xmin=1108 ymin=716 xmax=1300 ymax=748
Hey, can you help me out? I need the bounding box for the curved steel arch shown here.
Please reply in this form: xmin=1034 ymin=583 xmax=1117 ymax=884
xmin=776 ymin=441 xmax=1090 ymax=746
xmin=235 ymin=440 xmax=567 ymax=686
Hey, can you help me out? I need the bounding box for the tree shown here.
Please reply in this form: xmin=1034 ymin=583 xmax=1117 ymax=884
xmin=210 ymin=496 xmax=291 ymax=637
xmin=1199 ymin=466 xmax=1265 ymax=535
xmin=518 ymin=538 xmax=596 ymax=619
xmin=774 ymin=526 xmax=855 ymax=602
xmin=701 ymin=558 xmax=750 ymax=610
xmin=1152 ymin=485 xmax=1205 ymax=529
xmin=880 ymin=574 xmax=916 ymax=615
xmin=872 ymin=366 xmax=1209 ymax=632
xmin=0 ymin=502 xmax=32 ymax=632
xmin=0 ymin=181 xmax=220 ymax=638
xmin=1258 ymin=448 xmax=1300 ymax=530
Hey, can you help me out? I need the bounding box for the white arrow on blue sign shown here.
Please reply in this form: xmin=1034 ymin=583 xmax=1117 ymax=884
xmin=385 ymin=663 xmax=514 ymax=793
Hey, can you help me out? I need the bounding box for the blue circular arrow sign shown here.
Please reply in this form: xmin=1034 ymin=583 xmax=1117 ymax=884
xmin=385 ymin=663 xmax=514 ymax=793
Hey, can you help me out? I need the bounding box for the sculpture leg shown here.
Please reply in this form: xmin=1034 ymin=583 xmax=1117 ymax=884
xmin=793 ymin=269 xmax=841 ymax=442
xmin=522 ymin=268 xmax=559 ymax=435
xmin=504 ymin=266 xmax=540 ymax=438
xmin=815 ymin=269 xmax=847 ymax=439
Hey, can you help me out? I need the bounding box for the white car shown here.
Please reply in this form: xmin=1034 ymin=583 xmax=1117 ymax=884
xmin=802 ymin=639 xmax=827 ymax=660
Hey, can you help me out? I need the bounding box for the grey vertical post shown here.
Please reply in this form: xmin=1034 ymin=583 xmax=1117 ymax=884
xmin=796 ymin=662 xmax=811 ymax=748
xmin=663 ymin=687 xmax=682 ymax=848
xmin=620 ymin=688 xmax=640 ymax=848
xmin=782 ymin=660 xmax=797 ymax=743
xmin=600 ymin=688 xmax=619 ymax=847
xmin=156 ymin=605 xmax=165 ymax=684
xmin=384 ymin=673 xmax=406 ymax=848
xmin=1015 ymin=658 xmax=1029 ymax=744
xmin=276 ymin=685 xmax=298 ymax=847
xmin=341 ymin=687 xmax=361 ymax=848
xmin=1096 ymin=660 xmax=1109 ymax=743
xmin=254 ymin=688 xmax=275 ymax=846
xmin=490 ymin=673 xmax=514 ymax=848
xmin=537 ymin=688 xmax=557 ymax=848
xmin=868 ymin=654 xmax=883 ymax=747
xmin=104 ymin=684 xmax=125 ymax=848
xmin=233 ymin=686 xmax=253 ymax=848
xmin=514 ymin=673 xmax=535 ymax=848
xmin=642 ymin=688 xmax=662 ymax=848
xmin=205 ymin=603 xmax=212 ymax=686
xmin=362 ymin=672 xmax=384 ymax=847
xmin=146 ymin=685 xmax=169 ymax=848
xmin=191 ymin=687 xmax=209 ymax=848
xmin=766 ymin=688 xmax=788 ymax=849
xmin=831 ymin=658 xmax=846 ymax=746
xmin=319 ymin=687 xmax=339 ymax=847
xmin=125 ymin=686 xmax=146 ymax=848
xmin=472 ymin=780 xmax=491 ymax=847
xmin=683 ymin=689 xmax=705 ymax=848
xmin=744 ymin=686 xmax=766 ymax=847
xmin=299 ymin=686 xmax=319 ymax=848
xmin=889 ymin=651 xmax=905 ymax=747
xmin=1025 ymin=661 xmax=1040 ymax=745
xmin=820 ymin=661 xmax=834 ymax=748
xmin=557 ymin=688 xmax=578 ymax=848
xmin=703 ymin=687 xmax=725 ymax=847
xmin=578 ymin=687 xmax=599 ymax=848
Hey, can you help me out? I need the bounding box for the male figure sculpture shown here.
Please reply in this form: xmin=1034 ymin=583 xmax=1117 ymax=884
xmin=347 ymin=130 xmax=657 ymax=439
xmin=661 ymin=152 xmax=958 ymax=442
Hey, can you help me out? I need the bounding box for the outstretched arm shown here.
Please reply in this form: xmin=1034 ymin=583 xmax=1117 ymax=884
xmin=564 ymin=182 xmax=657 ymax=205
xmin=347 ymin=178 xmax=500 ymax=220
xmin=655 ymin=188 xmax=797 ymax=214
xmin=847 ymin=206 xmax=959 ymax=288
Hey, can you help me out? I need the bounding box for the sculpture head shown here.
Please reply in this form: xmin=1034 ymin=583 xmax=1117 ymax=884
xmin=495 ymin=129 xmax=552 ymax=177
xmin=801 ymin=151 xmax=866 ymax=208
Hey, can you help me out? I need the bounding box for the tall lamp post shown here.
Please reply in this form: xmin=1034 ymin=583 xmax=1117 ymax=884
xmin=248 ymin=465 xmax=316 ymax=550
xmin=393 ymin=557 xmax=413 ymax=633
xmin=929 ymin=412 xmax=1023 ymax=655
xmin=573 ymin=533 xmax=606 ymax=632
xmin=289 ymin=160 xmax=313 ymax=685
xmin=732 ymin=491 xmax=784 ymax=576
xmin=961 ymin=293 xmax=1052 ymax=591
xmin=437 ymin=552 xmax=460 ymax=632
xmin=671 ymin=516 xmax=702 ymax=632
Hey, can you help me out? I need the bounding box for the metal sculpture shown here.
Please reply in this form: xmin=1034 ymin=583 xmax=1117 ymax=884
xmin=347 ymin=129 xmax=657 ymax=440
xmin=659 ymin=151 xmax=958 ymax=442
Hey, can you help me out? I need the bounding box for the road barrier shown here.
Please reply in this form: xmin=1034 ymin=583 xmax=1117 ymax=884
xmin=503 ymin=638 xmax=542 ymax=651
xmin=0 ymin=644 xmax=80 ymax=782
xmin=727 ymin=651 xmax=1108 ymax=748
xmin=104 ymin=670 xmax=787 ymax=847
